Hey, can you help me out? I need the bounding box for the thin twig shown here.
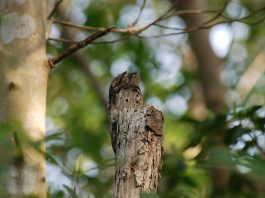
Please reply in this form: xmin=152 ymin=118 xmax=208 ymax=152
xmin=47 ymin=36 xmax=129 ymax=44
xmin=92 ymin=36 xmax=131 ymax=45
xmin=242 ymin=15 xmax=265 ymax=25
xmin=48 ymin=37 xmax=78 ymax=44
xmin=53 ymin=19 xmax=151 ymax=34
xmin=160 ymin=9 xmax=220 ymax=20
xmin=49 ymin=5 xmax=265 ymax=45
xmin=153 ymin=24 xmax=184 ymax=31
xmin=220 ymin=6 xmax=265 ymax=25
xmin=52 ymin=8 xmax=218 ymax=35
xmin=48 ymin=35 xmax=130 ymax=45
xmin=52 ymin=8 xmax=211 ymax=34
xmin=202 ymin=5 xmax=265 ymax=28
xmin=55 ymin=6 xmax=108 ymax=111
xmin=135 ymin=6 xmax=176 ymax=34
xmin=199 ymin=0 xmax=228 ymax=27
xmin=139 ymin=5 xmax=265 ymax=38
xmin=49 ymin=9 xmax=265 ymax=45
xmin=50 ymin=8 xmax=217 ymax=45
xmin=131 ymin=0 xmax=146 ymax=26
xmin=53 ymin=19 xmax=108 ymax=31
xmin=49 ymin=28 xmax=113 ymax=67
xmin=48 ymin=0 xmax=63 ymax=19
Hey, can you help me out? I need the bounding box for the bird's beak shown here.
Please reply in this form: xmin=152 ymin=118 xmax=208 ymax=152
xmin=121 ymin=71 xmax=127 ymax=76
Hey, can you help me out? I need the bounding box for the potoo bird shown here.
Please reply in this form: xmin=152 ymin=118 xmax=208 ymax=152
xmin=108 ymin=72 xmax=164 ymax=196
xmin=108 ymin=71 xmax=142 ymax=154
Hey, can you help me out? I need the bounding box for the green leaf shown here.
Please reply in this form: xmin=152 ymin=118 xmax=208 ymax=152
xmin=63 ymin=185 xmax=79 ymax=198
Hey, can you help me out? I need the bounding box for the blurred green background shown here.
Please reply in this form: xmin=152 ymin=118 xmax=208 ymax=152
xmin=44 ymin=0 xmax=265 ymax=197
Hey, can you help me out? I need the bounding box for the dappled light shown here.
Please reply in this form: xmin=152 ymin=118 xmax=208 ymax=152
xmin=45 ymin=0 xmax=265 ymax=196
xmin=0 ymin=0 xmax=265 ymax=197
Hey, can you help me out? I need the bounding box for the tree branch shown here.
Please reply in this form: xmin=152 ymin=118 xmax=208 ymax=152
xmin=48 ymin=37 xmax=77 ymax=44
xmin=49 ymin=28 xmax=112 ymax=67
xmin=48 ymin=5 xmax=265 ymax=45
xmin=198 ymin=0 xmax=228 ymax=27
xmin=54 ymin=5 xmax=109 ymax=110
xmin=131 ymin=0 xmax=147 ymax=26
xmin=47 ymin=0 xmax=63 ymax=19
xmin=138 ymin=5 xmax=265 ymax=38
xmin=53 ymin=19 xmax=151 ymax=34
xmin=52 ymin=8 xmax=217 ymax=34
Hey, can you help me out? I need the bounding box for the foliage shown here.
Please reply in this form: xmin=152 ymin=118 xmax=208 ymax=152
xmin=47 ymin=0 xmax=265 ymax=197
xmin=1 ymin=0 xmax=265 ymax=197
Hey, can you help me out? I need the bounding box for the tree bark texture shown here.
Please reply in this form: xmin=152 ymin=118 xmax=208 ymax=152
xmin=108 ymin=72 xmax=163 ymax=198
xmin=175 ymin=0 xmax=229 ymax=193
xmin=0 ymin=0 xmax=48 ymax=197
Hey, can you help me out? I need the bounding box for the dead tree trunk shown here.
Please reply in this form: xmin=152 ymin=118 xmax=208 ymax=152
xmin=108 ymin=72 xmax=164 ymax=198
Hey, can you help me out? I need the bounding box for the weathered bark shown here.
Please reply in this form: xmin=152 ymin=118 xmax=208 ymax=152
xmin=109 ymin=72 xmax=163 ymax=198
xmin=0 ymin=0 xmax=48 ymax=197
xmin=175 ymin=0 xmax=229 ymax=193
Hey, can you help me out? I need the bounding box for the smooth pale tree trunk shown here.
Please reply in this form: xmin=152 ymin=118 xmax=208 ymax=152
xmin=175 ymin=0 xmax=229 ymax=193
xmin=0 ymin=0 xmax=48 ymax=197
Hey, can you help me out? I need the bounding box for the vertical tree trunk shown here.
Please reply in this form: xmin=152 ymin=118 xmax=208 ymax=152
xmin=0 ymin=0 xmax=48 ymax=197
xmin=175 ymin=0 xmax=229 ymax=193
xmin=109 ymin=72 xmax=164 ymax=198
xmin=177 ymin=0 xmax=226 ymax=112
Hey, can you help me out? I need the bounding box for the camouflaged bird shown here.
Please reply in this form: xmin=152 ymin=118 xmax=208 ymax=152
xmin=108 ymin=71 xmax=141 ymax=154
xmin=108 ymin=72 xmax=164 ymax=196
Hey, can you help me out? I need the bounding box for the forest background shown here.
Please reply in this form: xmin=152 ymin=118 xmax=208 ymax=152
xmin=0 ymin=0 xmax=265 ymax=197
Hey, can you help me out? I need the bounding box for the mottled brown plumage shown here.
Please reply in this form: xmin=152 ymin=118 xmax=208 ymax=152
xmin=108 ymin=72 xmax=164 ymax=197
xmin=108 ymin=71 xmax=141 ymax=153
xmin=109 ymin=72 xmax=140 ymax=106
xmin=146 ymin=106 xmax=164 ymax=136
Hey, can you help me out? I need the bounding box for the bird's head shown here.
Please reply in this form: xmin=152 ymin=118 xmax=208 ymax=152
xmin=110 ymin=71 xmax=140 ymax=92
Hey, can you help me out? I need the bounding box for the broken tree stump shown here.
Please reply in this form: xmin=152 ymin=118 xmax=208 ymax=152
xmin=108 ymin=72 xmax=164 ymax=198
